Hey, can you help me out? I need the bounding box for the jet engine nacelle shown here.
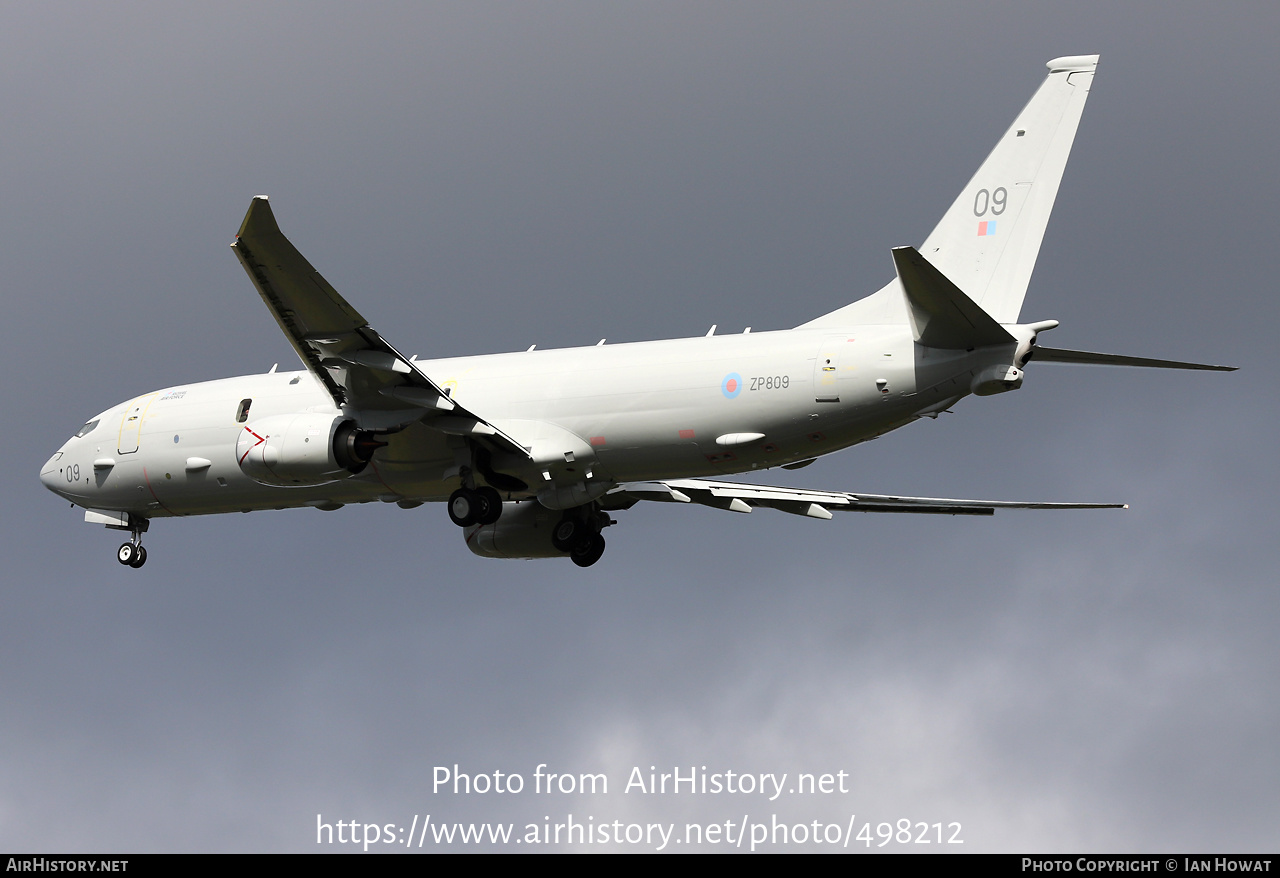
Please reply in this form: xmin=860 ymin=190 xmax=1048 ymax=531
xmin=464 ymin=500 xmax=564 ymax=559
xmin=236 ymin=413 xmax=381 ymax=487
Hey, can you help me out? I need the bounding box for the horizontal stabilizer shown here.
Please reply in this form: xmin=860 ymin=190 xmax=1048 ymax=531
xmin=893 ymin=246 xmax=1014 ymax=350
xmin=1029 ymin=346 xmax=1236 ymax=371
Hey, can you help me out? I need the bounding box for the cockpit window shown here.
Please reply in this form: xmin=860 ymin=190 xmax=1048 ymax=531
xmin=75 ymin=419 xmax=100 ymax=438
xmin=235 ymin=399 xmax=253 ymax=423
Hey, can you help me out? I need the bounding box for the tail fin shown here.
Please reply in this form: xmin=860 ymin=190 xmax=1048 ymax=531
xmin=803 ymin=55 xmax=1098 ymax=328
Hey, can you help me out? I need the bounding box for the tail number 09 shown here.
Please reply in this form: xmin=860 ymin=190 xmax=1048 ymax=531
xmin=973 ymin=187 xmax=1007 ymax=216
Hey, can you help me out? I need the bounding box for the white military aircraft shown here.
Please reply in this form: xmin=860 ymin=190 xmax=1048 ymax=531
xmin=40 ymin=54 xmax=1232 ymax=569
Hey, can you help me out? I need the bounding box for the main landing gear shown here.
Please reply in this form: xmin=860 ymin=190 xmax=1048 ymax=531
xmin=115 ymin=517 xmax=149 ymax=569
xmin=447 ymin=486 xmax=503 ymax=527
xmin=446 ymin=477 xmax=613 ymax=567
xmin=551 ymin=512 xmax=609 ymax=568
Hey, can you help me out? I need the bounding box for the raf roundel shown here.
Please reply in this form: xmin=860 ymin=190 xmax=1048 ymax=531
xmin=721 ymin=372 xmax=743 ymax=399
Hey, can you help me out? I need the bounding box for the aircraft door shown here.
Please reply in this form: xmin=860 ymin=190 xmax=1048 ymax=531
xmin=117 ymin=393 xmax=158 ymax=454
xmin=812 ymin=337 xmax=850 ymax=403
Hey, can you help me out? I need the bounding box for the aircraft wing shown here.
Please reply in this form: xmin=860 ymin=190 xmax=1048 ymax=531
xmin=231 ymin=196 xmax=530 ymax=456
xmin=608 ymin=478 xmax=1125 ymax=517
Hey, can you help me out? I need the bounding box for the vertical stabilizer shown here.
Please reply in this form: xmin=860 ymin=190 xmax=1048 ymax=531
xmin=922 ymin=55 xmax=1097 ymax=323
xmin=802 ymin=55 xmax=1097 ymax=328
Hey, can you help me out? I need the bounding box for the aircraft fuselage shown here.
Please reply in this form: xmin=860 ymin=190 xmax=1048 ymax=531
xmin=40 ymin=325 xmax=1012 ymax=519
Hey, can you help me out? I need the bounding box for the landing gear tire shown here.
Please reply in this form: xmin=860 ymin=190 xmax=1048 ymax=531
xmin=448 ymin=488 xmax=480 ymax=527
xmin=571 ymin=534 xmax=606 ymax=568
xmin=475 ymin=487 xmax=503 ymax=525
xmin=129 ymin=545 xmax=148 ymax=568
xmin=117 ymin=543 xmax=136 ymax=566
xmin=450 ymin=487 xmax=502 ymax=527
xmin=551 ymin=518 xmax=587 ymax=552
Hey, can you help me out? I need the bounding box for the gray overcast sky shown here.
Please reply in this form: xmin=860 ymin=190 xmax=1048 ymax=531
xmin=3 ymin=2 xmax=1277 ymax=852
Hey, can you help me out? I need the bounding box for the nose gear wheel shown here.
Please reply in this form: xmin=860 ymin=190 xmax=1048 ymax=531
xmin=117 ymin=542 xmax=147 ymax=568
xmin=115 ymin=517 xmax=149 ymax=568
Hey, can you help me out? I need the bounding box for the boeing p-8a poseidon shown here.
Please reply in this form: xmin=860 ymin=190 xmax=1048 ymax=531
xmin=40 ymin=55 xmax=1233 ymax=569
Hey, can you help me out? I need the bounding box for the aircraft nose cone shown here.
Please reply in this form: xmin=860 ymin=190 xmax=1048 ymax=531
xmin=40 ymin=454 xmax=66 ymax=496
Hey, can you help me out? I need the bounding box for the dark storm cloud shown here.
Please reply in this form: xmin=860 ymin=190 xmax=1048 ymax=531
xmin=2 ymin=1 xmax=1275 ymax=852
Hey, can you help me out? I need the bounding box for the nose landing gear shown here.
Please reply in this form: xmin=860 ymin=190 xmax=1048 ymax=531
xmin=117 ymin=542 xmax=147 ymax=568
xmin=115 ymin=516 xmax=149 ymax=568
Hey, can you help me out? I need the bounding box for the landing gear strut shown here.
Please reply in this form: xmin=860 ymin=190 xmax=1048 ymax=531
xmin=116 ymin=517 xmax=149 ymax=568
xmin=445 ymin=441 xmax=514 ymax=529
